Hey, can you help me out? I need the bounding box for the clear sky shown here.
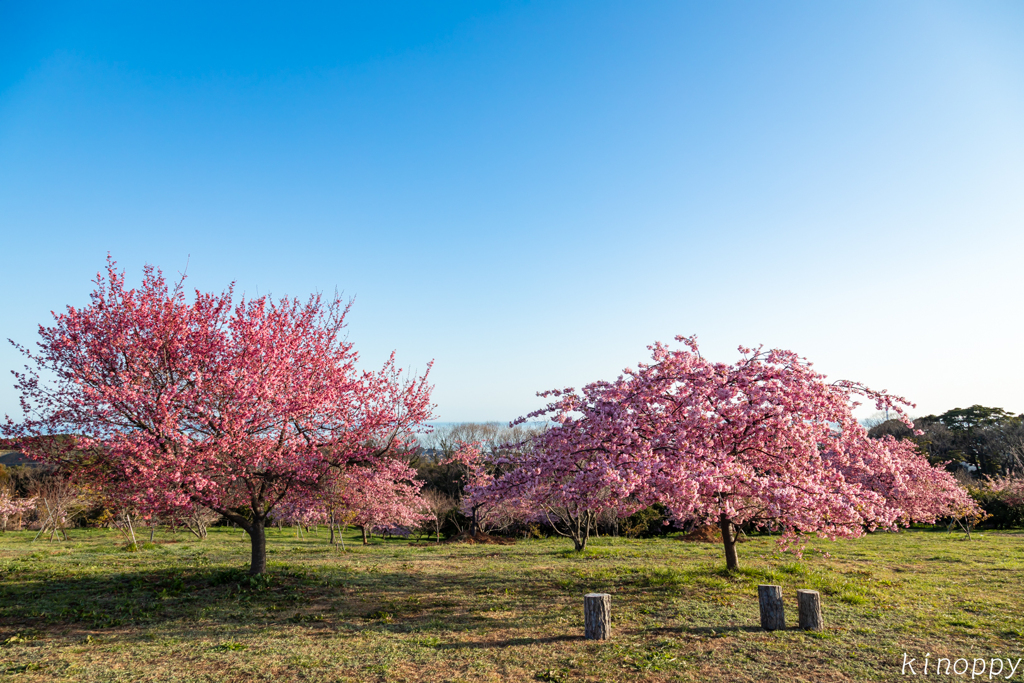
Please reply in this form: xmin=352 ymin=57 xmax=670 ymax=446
xmin=2 ymin=1 xmax=1022 ymax=423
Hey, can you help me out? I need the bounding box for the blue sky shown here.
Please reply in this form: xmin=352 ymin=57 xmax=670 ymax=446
xmin=2 ymin=1 xmax=1023 ymax=422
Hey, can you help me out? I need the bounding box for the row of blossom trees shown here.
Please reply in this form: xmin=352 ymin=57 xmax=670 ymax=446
xmin=3 ymin=260 xmax=983 ymax=573
xmin=463 ymin=337 xmax=980 ymax=567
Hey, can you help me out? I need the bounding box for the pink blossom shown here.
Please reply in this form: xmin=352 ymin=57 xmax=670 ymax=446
xmin=3 ymin=258 xmax=434 ymax=573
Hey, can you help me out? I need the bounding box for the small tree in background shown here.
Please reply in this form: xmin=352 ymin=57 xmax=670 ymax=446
xmin=442 ymin=443 xmax=530 ymax=536
xmin=327 ymin=459 xmax=427 ymax=544
xmin=0 ymin=482 xmax=36 ymax=532
xmin=963 ymin=475 xmax=1024 ymax=529
xmin=4 ymin=259 xmax=433 ymax=574
xmin=30 ymin=476 xmax=87 ymax=542
xmin=274 ymin=458 xmax=428 ymax=545
xmin=179 ymin=507 xmax=220 ymax=540
xmin=467 ymin=416 xmax=641 ymax=551
xmin=420 ymin=489 xmax=456 ymax=542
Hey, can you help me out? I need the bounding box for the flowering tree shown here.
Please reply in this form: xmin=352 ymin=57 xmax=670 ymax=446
xmin=469 ymin=418 xmax=642 ymax=550
xmin=0 ymin=483 xmax=36 ymax=532
xmin=343 ymin=460 xmax=428 ymax=542
xmin=961 ymin=475 xmax=1024 ymax=530
xmin=517 ymin=337 xmax=978 ymax=567
xmin=270 ymin=497 xmax=329 ymax=534
xmin=287 ymin=458 xmax=428 ymax=544
xmin=3 ymin=259 xmax=433 ymax=573
xmin=986 ymin=476 xmax=1024 ymax=508
xmin=832 ymin=431 xmax=979 ymax=526
xmin=445 ymin=443 xmax=529 ymax=536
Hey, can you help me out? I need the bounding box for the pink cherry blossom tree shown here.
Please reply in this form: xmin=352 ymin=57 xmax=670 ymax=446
xmin=514 ymin=336 xmax=978 ymax=567
xmin=3 ymin=259 xmax=433 ymax=574
xmin=444 ymin=443 xmax=530 ymax=536
xmin=466 ymin=418 xmax=643 ymax=551
xmin=340 ymin=459 xmax=428 ymax=543
xmin=0 ymin=483 xmax=36 ymax=532
xmin=281 ymin=458 xmax=428 ymax=545
xmin=984 ymin=475 xmax=1024 ymax=508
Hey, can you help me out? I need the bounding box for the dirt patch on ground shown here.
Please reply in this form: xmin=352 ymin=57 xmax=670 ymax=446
xmin=444 ymin=531 xmax=515 ymax=545
xmin=677 ymin=525 xmax=749 ymax=543
xmin=678 ymin=525 xmax=722 ymax=543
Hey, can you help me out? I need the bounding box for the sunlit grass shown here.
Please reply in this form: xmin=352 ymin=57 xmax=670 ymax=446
xmin=0 ymin=526 xmax=1021 ymax=681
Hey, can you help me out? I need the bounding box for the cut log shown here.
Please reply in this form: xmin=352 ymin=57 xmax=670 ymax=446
xmin=797 ymin=589 xmax=823 ymax=631
xmin=584 ymin=593 xmax=611 ymax=640
xmin=758 ymin=584 xmax=785 ymax=631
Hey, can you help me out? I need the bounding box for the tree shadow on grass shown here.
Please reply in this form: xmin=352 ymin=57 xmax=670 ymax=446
xmin=435 ymin=635 xmax=583 ymax=649
xmin=652 ymin=625 xmax=765 ymax=636
xmin=0 ymin=561 xmax=580 ymax=641
xmin=1 ymin=565 xmax=298 ymax=632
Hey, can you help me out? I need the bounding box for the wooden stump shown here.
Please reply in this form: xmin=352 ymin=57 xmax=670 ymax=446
xmin=758 ymin=584 xmax=785 ymax=631
xmin=797 ymin=589 xmax=823 ymax=631
xmin=584 ymin=593 xmax=611 ymax=640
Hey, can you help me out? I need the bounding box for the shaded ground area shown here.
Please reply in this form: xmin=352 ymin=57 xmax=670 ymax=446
xmin=445 ymin=531 xmax=516 ymax=545
xmin=0 ymin=527 xmax=1022 ymax=681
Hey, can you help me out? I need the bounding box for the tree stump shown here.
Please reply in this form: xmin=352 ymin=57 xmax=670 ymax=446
xmin=797 ymin=589 xmax=823 ymax=631
xmin=758 ymin=584 xmax=785 ymax=631
xmin=584 ymin=593 xmax=611 ymax=640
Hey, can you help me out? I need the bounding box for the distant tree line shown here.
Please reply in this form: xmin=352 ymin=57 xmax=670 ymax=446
xmin=867 ymin=405 xmax=1024 ymax=476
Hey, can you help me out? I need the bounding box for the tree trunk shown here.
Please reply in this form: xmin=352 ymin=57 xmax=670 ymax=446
xmin=797 ymin=589 xmax=823 ymax=630
xmin=758 ymin=584 xmax=785 ymax=631
xmin=361 ymin=525 xmax=368 ymax=545
xmin=248 ymin=519 xmax=267 ymax=575
xmin=720 ymin=513 xmax=738 ymax=570
xmin=125 ymin=512 xmax=137 ymax=548
xmin=573 ymin=517 xmax=591 ymax=551
xmin=469 ymin=506 xmax=479 ymax=536
xmin=584 ymin=593 xmax=611 ymax=640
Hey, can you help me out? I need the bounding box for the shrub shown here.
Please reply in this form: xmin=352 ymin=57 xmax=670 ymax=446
xmin=967 ymin=476 xmax=1024 ymax=529
xmin=620 ymin=505 xmax=672 ymax=538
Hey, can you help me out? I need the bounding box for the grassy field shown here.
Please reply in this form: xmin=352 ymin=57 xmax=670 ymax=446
xmin=0 ymin=526 xmax=1022 ymax=682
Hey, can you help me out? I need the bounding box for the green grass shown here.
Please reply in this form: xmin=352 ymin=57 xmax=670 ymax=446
xmin=0 ymin=526 xmax=1022 ymax=681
